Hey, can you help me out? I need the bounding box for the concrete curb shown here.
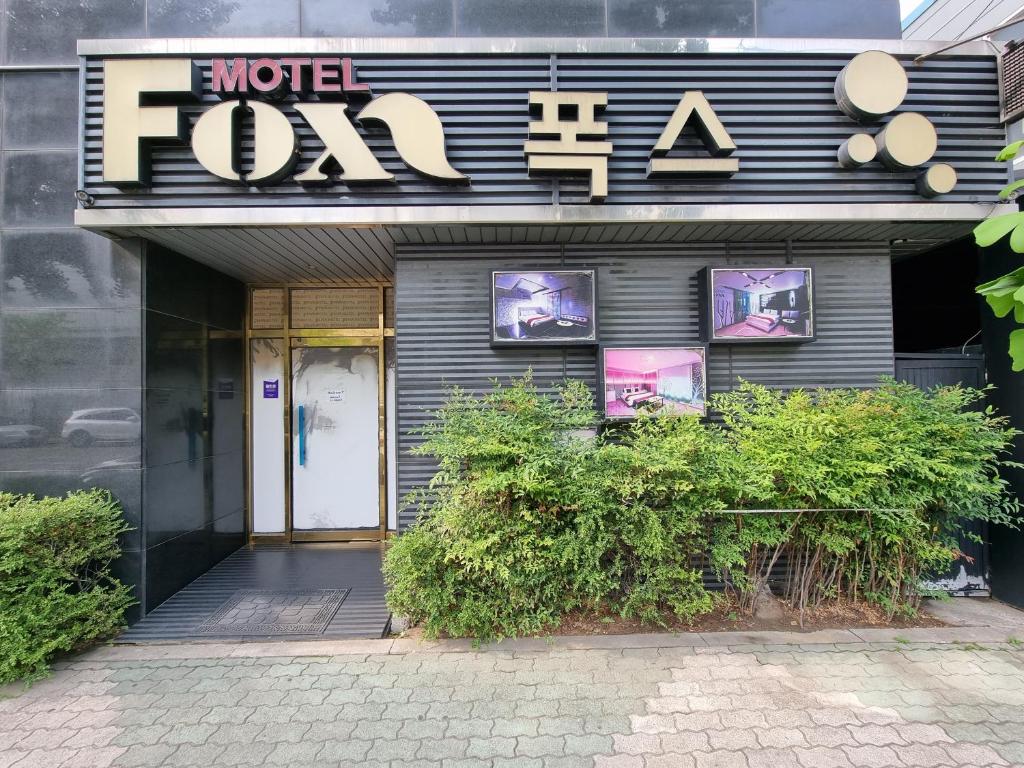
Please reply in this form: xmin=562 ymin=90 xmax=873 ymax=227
xmin=70 ymin=624 xmax=1024 ymax=664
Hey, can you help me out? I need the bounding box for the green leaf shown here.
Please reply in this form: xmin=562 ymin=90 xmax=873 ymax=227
xmin=1010 ymin=328 xmax=1024 ymax=372
xmin=986 ymin=292 xmax=1018 ymax=318
xmin=1009 ymin=222 xmax=1024 ymax=253
xmin=980 ymin=283 xmax=1022 ymax=298
xmin=999 ymin=179 xmax=1024 ymax=200
xmin=977 ymin=267 xmax=1024 ymax=294
xmin=997 ymin=141 xmax=1024 ymax=161
xmin=974 ymin=213 xmax=1024 ymax=248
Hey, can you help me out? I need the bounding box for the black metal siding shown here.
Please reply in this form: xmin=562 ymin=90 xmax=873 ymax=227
xmin=81 ymin=53 xmax=1003 ymax=208
xmin=394 ymin=241 xmax=894 ymax=530
xmin=894 ymin=352 xmax=986 ymax=390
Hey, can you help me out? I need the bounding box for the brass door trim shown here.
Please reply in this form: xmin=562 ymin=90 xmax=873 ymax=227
xmin=288 ymin=337 xmax=386 ymax=543
xmin=292 ymin=530 xmax=385 ymax=543
xmin=250 ymin=533 xmax=290 ymax=544
xmin=284 ymin=289 xmax=293 ymax=541
xmin=246 ymin=285 xmax=393 ymax=545
xmin=290 ymin=327 xmax=382 ymax=337
xmin=377 ymin=284 xmax=387 ymax=541
xmin=291 ymin=335 xmax=380 ymax=348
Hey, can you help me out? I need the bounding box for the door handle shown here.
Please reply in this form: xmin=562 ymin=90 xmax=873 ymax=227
xmin=298 ymin=405 xmax=306 ymax=467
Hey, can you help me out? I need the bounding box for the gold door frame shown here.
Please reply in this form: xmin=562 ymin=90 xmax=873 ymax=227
xmin=289 ymin=336 xmax=386 ymax=542
xmin=245 ymin=285 xmax=394 ymax=544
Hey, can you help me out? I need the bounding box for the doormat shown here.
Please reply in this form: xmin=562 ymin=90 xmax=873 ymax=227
xmin=195 ymin=588 xmax=350 ymax=635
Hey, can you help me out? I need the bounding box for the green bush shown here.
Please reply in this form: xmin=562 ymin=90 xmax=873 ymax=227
xmin=384 ymin=376 xmax=610 ymax=639
xmin=710 ymin=380 xmax=1021 ymax=617
xmin=384 ymin=374 xmax=722 ymax=639
xmin=384 ymin=375 xmax=1021 ymax=640
xmin=0 ymin=490 xmax=134 ymax=683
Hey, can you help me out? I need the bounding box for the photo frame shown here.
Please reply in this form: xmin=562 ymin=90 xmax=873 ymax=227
xmin=490 ymin=269 xmax=598 ymax=346
xmin=699 ymin=267 xmax=816 ymax=344
xmin=598 ymin=345 xmax=708 ymax=420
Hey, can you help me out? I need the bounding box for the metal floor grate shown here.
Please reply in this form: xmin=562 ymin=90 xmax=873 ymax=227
xmin=118 ymin=543 xmax=390 ymax=642
xmin=195 ymin=588 xmax=351 ymax=636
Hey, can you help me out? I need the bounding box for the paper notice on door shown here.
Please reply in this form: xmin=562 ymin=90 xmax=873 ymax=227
xmin=263 ymin=380 xmax=279 ymax=398
xmin=328 ymin=388 xmax=344 ymax=402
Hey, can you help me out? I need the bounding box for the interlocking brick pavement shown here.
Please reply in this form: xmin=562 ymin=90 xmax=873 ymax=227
xmin=1 ymin=637 xmax=1024 ymax=767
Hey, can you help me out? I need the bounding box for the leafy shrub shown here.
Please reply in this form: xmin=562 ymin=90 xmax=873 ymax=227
xmin=383 ymin=376 xmax=599 ymax=639
xmin=0 ymin=490 xmax=134 ymax=683
xmin=710 ymin=380 xmax=1021 ymax=618
xmin=385 ymin=375 xmax=1021 ymax=639
xmin=384 ymin=374 xmax=721 ymax=640
xmin=595 ymin=416 xmax=726 ymax=623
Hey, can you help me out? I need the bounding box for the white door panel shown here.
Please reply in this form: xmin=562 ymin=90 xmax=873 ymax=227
xmin=291 ymin=346 xmax=380 ymax=531
xmin=251 ymin=339 xmax=286 ymax=534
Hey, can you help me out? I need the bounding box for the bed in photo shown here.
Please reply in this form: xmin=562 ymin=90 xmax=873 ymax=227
xmin=705 ymin=268 xmax=815 ymax=343
xmin=600 ymin=346 xmax=707 ymax=419
xmin=491 ymin=270 xmax=597 ymax=345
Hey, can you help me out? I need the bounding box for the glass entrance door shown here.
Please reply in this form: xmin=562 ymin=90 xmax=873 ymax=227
xmin=290 ymin=339 xmax=383 ymax=539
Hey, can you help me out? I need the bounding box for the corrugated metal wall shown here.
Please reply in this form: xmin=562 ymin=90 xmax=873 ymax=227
xmin=81 ymin=53 xmax=1004 ymax=208
xmin=394 ymin=241 xmax=893 ymax=530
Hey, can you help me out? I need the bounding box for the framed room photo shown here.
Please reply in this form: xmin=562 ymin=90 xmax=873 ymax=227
xmin=599 ymin=345 xmax=708 ymax=420
xmin=699 ymin=267 xmax=816 ymax=344
xmin=490 ymin=269 xmax=598 ymax=346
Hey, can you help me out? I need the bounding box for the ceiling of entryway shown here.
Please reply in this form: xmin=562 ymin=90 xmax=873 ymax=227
xmin=116 ymin=219 xmax=977 ymax=285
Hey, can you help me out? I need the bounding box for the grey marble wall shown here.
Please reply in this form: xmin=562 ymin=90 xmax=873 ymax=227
xmin=142 ymin=244 xmax=245 ymax=612
xmin=0 ymin=62 xmax=145 ymax=619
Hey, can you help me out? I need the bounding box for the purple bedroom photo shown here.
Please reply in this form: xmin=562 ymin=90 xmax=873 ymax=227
xmin=601 ymin=346 xmax=707 ymax=419
xmin=710 ymin=268 xmax=814 ymax=341
xmin=491 ymin=271 xmax=596 ymax=344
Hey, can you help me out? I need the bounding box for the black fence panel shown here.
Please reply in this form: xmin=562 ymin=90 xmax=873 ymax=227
xmin=896 ymin=352 xmax=989 ymax=596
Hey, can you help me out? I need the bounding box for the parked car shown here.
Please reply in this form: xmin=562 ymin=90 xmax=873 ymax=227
xmin=62 ymin=408 xmax=141 ymax=447
xmin=0 ymin=423 xmax=46 ymax=448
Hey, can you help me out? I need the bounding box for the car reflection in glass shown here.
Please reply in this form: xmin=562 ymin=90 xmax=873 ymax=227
xmin=0 ymin=422 xmax=46 ymax=448
xmin=62 ymin=408 xmax=141 ymax=447
xmin=81 ymin=458 xmax=142 ymax=489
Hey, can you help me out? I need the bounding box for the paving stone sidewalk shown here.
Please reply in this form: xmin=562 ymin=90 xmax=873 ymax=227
xmin=2 ymin=633 xmax=1024 ymax=768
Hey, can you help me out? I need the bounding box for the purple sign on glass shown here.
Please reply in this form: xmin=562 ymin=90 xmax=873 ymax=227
xmin=263 ymin=379 xmax=279 ymax=399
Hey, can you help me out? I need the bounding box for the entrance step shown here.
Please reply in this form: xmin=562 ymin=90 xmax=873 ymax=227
xmin=118 ymin=543 xmax=391 ymax=642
